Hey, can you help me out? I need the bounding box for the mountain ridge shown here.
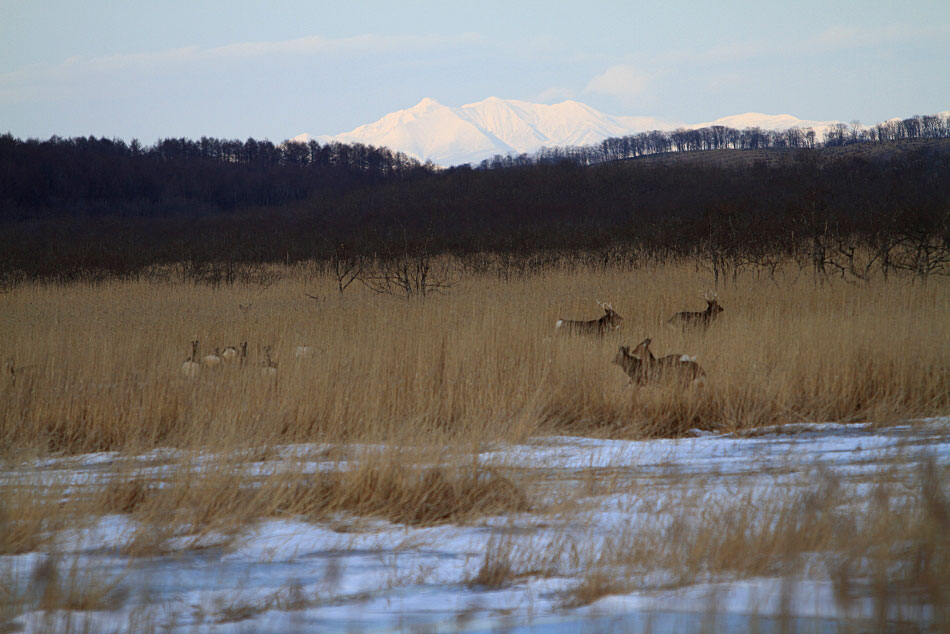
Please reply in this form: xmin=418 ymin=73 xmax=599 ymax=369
xmin=303 ymin=97 xmax=894 ymax=166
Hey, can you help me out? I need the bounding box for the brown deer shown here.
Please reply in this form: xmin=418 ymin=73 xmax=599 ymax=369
xmin=615 ymin=338 xmax=705 ymax=386
xmin=181 ymin=340 xmax=201 ymax=377
xmin=668 ymin=293 xmax=723 ymax=331
xmin=222 ymin=341 xmax=248 ymax=365
xmin=612 ymin=345 xmax=644 ymax=382
xmin=260 ymin=345 xmax=278 ymax=376
xmin=633 ymin=337 xmax=706 ymax=386
xmin=556 ymin=301 xmax=623 ymax=335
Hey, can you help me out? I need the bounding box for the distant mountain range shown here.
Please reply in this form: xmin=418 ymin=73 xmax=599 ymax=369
xmin=298 ymin=97 xmax=846 ymax=166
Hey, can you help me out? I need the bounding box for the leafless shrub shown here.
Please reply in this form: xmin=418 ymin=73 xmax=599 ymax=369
xmin=360 ymin=253 xmax=454 ymax=299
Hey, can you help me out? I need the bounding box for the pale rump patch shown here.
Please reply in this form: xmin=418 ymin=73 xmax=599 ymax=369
xmin=181 ymin=361 xmax=200 ymax=378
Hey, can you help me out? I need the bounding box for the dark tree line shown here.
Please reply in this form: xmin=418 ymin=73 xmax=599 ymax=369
xmin=476 ymin=112 xmax=950 ymax=169
xmin=1 ymin=115 xmax=949 ymax=285
xmin=0 ymin=134 xmax=431 ymax=220
xmin=2 ymin=137 xmax=948 ymax=285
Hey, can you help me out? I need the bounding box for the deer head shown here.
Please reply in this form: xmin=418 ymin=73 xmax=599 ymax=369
xmin=597 ymin=301 xmax=624 ymax=330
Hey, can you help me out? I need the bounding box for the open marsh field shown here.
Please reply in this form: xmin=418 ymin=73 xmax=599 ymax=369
xmin=3 ymin=261 xmax=949 ymax=451
xmin=2 ymin=260 xmax=950 ymax=631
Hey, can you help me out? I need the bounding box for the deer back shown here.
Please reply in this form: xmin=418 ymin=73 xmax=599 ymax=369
xmin=655 ymin=354 xmax=706 ymax=383
xmin=557 ymin=304 xmax=623 ymax=336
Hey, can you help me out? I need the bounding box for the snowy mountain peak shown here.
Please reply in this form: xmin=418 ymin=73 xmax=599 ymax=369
xmin=410 ymin=97 xmax=444 ymax=111
xmin=307 ymin=98 xmax=850 ymax=166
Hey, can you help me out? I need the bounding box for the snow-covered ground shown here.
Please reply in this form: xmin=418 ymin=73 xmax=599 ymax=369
xmin=3 ymin=420 xmax=949 ymax=633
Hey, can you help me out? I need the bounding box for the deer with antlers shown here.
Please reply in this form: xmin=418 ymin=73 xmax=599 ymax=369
xmin=556 ymin=301 xmax=623 ymax=336
xmin=613 ymin=337 xmax=706 ymax=387
xmin=668 ymin=292 xmax=724 ymax=331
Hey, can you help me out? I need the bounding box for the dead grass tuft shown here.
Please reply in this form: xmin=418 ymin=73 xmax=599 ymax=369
xmin=0 ymin=480 xmax=74 ymax=556
xmin=273 ymin=458 xmax=529 ymax=526
xmin=561 ymin=457 xmax=950 ymax=629
xmin=467 ymin=534 xmax=519 ymax=589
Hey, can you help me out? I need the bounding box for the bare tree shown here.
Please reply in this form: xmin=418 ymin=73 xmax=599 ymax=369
xmin=359 ymin=225 xmax=453 ymax=299
xmin=330 ymin=243 xmax=362 ymax=296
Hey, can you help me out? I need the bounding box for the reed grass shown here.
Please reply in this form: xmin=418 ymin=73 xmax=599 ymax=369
xmin=561 ymin=458 xmax=950 ymax=630
xmin=1 ymin=258 xmax=948 ymax=456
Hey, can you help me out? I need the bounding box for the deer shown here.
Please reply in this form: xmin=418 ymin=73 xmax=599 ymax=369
xmin=556 ymin=301 xmax=623 ymax=335
xmin=668 ymin=293 xmax=724 ymax=331
xmin=203 ymin=347 xmax=223 ymax=368
xmin=633 ymin=337 xmax=706 ymax=386
xmin=612 ymin=345 xmax=644 ymax=383
xmin=261 ymin=345 xmax=278 ymax=376
xmin=614 ymin=338 xmax=705 ymax=387
xmin=181 ymin=340 xmax=201 ymax=377
xmin=222 ymin=342 xmax=247 ymax=364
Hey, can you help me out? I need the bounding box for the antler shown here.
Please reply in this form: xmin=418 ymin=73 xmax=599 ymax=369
xmin=704 ymin=290 xmax=718 ymax=302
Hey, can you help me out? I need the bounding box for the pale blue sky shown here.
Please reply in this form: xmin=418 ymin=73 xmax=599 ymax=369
xmin=2 ymin=0 xmax=948 ymax=142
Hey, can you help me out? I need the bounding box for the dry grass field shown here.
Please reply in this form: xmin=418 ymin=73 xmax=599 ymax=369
xmin=2 ymin=258 xmax=949 ymax=631
xmin=2 ymin=258 xmax=948 ymax=455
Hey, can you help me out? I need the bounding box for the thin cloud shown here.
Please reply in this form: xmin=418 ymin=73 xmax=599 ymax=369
xmin=0 ymin=33 xmax=484 ymax=97
xmin=532 ymin=86 xmax=577 ymax=103
xmin=583 ymin=65 xmax=650 ymax=106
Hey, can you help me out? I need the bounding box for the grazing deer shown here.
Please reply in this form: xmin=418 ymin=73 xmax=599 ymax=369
xmin=181 ymin=341 xmax=201 ymax=377
xmin=222 ymin=342 xmax=247 ymax=364
xmin=261 ymin=346 xmax=278 ymax=376
xmin=4 ymin=357 xmax=17 ymax=384
xmin=556 ymin=301 xmax=623 ymax=335
xmin=668 ymin=293 xmax=724 ymax=331
xmin=631 ymin=337 xmax=706 ymax=386
xmin=203 ymin=347 xmax=223 ymax=368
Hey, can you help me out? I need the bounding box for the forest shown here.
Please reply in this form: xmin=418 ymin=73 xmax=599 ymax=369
xmin=1 ymin=112 xmax=949 ymax=285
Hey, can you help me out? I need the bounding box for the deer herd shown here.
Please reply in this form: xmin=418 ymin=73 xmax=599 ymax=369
xmin=179 ymin=295 xmax=724 ymax=387
xmin=557 ymin=296 xmax=723 ymax=388
xmin=181 ymin=339 xmax=305 ymax=378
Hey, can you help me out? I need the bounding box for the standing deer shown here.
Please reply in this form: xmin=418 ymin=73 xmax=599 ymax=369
xmin=556 ymin=301 xmax=623 ymax=335
xmin=612 ymin=345 xmax=644 ymax=382
xmin=181 ymin=340 xmax=201 ymax=377
xmin=630 ymin=337 xmax=706 ymax=385
xmin=222 ymin=342 xmax=248 ymax=364
xmin=261 ymin=345 xmax=278 ymax=376
xmin=668 ymin=293 xmax=724 ymax=331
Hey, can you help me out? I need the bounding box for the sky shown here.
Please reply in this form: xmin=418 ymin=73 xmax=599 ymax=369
xmin=1 ymin=0 xmax=948 ymax=143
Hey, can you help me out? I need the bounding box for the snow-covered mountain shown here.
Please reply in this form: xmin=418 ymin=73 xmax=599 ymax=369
xmin=690 ymin=113 xmax=840 ymax=138
xmin=306 ymin=97 xmax=843 ymax=166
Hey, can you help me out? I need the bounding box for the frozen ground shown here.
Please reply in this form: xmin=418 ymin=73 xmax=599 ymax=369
xmin=3 ymin=419 xmax=949 ymax=633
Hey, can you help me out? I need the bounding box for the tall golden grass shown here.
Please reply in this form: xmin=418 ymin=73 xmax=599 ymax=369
xmin=1 ymin=258 xmax=948 ymax=455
